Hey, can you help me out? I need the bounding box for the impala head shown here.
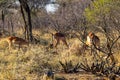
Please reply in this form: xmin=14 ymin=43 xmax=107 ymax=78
xmin=88 ymin=32 xmax=94 ymax=38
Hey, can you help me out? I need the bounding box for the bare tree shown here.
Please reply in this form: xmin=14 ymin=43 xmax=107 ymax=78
xmin=84 ymin=0 xmax=120 ymax=63
xmin=19 ymin=0 xmax=33 ymax=42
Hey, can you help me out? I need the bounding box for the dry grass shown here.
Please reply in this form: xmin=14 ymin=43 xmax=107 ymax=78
xmin=0 ymin=30 xmax=119 ymax=80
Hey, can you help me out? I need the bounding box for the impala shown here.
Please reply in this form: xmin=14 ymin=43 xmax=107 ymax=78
xmin=1 ymin=36 xmax=29 ymax=50
xmin=86 ymin=32 xmax=100 ymax=48
xmin=50 ymin=32 xmax=69 ymax=48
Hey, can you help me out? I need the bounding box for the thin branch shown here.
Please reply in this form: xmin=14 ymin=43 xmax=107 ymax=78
xmin=110 ymin=35 xmax=120 ymax=50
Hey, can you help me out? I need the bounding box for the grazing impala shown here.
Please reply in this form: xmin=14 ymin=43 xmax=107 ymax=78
xmin=1 ymin=36 xmax=29 ymax=50
xmin=50 ymin=32 xmax=69 ymax=48
xmin=86 ymin=32 xmax=100 ymax=48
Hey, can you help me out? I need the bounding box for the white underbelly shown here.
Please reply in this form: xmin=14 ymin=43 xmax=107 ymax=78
xmin=86 ymin=36 xmax=92 ymax=46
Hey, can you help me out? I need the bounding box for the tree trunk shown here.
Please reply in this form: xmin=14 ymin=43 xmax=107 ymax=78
xmin=19 ymin=0 xmax=33 ymax=42
xmin=2 ymin=10 xmax=5 ymax=32
xmin=26 ymin=4 xmax=33 ymax=42
xmin=20 ymin=4 xmax=28 ymax=40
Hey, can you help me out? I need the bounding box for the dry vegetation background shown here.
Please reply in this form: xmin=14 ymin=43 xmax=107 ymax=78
xmin=0 ymin=0 xmax=120 ymax=80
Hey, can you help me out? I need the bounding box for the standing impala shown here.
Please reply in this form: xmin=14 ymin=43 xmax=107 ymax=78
xmin=86 ymin=32 xmax=100 ymax=48
xmin=50 ymin=32 xmax=69 ymax=48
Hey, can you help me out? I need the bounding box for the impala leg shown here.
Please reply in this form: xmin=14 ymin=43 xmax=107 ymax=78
xmin=62 ymin=39 xmax=69 ymax=49
xmin=8 ymin=41 xmax=12 ymax=50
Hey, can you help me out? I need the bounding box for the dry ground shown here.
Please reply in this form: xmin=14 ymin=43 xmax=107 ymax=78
xmin=0 ymin=30 xmax=119 ymax=80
